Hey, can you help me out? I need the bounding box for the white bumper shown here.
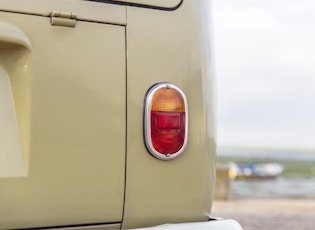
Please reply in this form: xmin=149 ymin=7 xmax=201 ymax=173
xmin=133 ymin=218 xmax=243 ymax=230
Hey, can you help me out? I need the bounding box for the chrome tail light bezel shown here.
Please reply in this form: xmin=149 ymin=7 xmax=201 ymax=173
xmin=144 ymin=82 xmax=188 ymax=160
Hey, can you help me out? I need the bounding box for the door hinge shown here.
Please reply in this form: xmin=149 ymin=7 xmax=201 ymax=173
xmin=50 ymin=11 xmax=77 ymax=28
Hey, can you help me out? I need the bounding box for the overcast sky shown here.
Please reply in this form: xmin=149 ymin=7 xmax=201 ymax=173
xmin=212 ymin=0 xmax=315 ymax=150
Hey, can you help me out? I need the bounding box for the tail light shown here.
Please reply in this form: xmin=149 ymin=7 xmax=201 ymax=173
xmin=144 ymin=83 xmax=188 ymax=160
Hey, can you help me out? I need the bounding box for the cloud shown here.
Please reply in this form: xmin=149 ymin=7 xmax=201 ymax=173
xmin=213 ymin=0 xmax=315 ymax=149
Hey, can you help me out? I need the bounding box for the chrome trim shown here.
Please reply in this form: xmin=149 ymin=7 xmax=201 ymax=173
xmin=144 ymin=83 xmax=188 ymax=160
xmin=87 ymin=0 xmax=183 ymax=11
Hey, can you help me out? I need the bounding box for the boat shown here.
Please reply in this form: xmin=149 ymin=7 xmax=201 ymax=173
xmin=228 ymin=162 xmax=284 ymax=179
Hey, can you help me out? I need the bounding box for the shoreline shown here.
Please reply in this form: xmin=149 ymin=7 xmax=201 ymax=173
xmin=211 ymin=199 xmax=315 ymax=230
xmin=212 ymin=198 xmax=315 ymax=214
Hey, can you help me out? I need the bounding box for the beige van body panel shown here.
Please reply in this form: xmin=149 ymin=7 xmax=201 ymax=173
xmin=0 ymin=66 xmax=27 ymax=177
xmin=0 ymin=0 xmax=216 ymax=229
xmin=53 ymin=223 xmax=121 ymax=230
xmin=0 ymin=5 xmax=126 ymax=229
xmin=122 ymin=0 xmax=216 ymax=228
xmin=0 ymin=0 xmax=126 ymax=25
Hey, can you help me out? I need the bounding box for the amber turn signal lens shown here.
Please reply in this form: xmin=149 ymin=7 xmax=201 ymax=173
xmin=144 ymin=83 xmax=188 ymax=160
xmin=151 ymin=88 xmax=185 ymax=112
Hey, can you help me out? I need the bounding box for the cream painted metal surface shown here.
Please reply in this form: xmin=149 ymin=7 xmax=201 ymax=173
xmin=53 ymin=223 xmax=121 ymax=230
xmin=122 ymin=0 xmax=216 ymax=228
xmin=0 ymin=4 xmax=126 ymax=229
xmin=0 ymin=0 xmax=218 ymax=229
xmin=0 ymin=0 xmax=126 ymax=25
xmin=0 ymin=66 xmax=26 ymax=177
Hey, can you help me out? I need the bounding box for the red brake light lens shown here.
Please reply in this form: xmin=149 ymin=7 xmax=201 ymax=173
xmin=144 ymin=83 xmax=188 ymax=160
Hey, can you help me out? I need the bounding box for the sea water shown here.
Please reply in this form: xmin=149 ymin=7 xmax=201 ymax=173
xmin=217 ymin=149 xmax=315 ymax=199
